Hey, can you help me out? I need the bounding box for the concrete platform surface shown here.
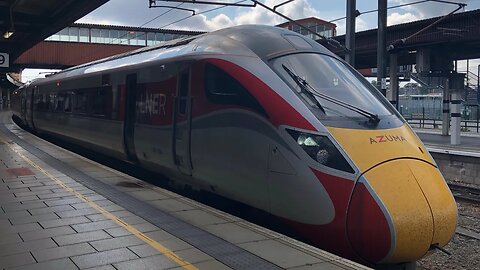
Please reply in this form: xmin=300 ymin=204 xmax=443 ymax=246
xmin=0 ymin=112 xmax=369 ymax=270
xmin=415 ymin=129 xmax=480 ymax=156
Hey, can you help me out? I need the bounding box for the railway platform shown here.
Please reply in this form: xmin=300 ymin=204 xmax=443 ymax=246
xmin=413 ymin=129 xmax=480 ymax=186
xmin=0 ymin=111 xmax=369 ymax=270
xmin=414 ymin=129 xmax=480 ymax=157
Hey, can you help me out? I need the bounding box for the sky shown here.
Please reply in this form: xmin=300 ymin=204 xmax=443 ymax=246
xmin=22 ymin=0 xmax=480 ymax=82
xmin=76 ymin=0 xmax=480 ymax=34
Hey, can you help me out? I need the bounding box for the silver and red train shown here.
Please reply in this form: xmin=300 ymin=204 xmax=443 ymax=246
xmin=11 ymin=25 xmax=457 ymax=267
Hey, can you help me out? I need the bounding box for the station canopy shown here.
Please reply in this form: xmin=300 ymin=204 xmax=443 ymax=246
xmin=0 ymin=0 xmax=108 ymax=72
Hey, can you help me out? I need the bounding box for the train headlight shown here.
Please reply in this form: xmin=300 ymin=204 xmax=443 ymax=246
xmin=287 ymin=129 xmax=354 ymax=173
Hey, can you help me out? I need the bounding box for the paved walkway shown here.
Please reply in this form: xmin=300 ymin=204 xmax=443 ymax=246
xmin=414 ymin=128 xmax=480 ymax=154
xmin=0 ymin=112 xmax=368 ymax=270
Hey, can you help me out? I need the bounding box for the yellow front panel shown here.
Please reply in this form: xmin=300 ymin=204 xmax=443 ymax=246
xmin=407 ymin=162 xmax=457 ymax=247
xmin=364 ymin=160 xmax=433 ymax=263
xmin=328 ymin=124 xmax=433 ymax=172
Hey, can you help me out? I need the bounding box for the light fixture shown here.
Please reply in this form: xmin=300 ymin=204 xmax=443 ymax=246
xmin=3 ymin=31 xmax=13 ymax=39
xmin=4 ymin=5 xmax=15 ymax=39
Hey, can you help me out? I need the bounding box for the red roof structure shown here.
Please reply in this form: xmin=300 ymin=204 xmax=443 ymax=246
xmin=277 ymin=17 xmax=337 ymax=37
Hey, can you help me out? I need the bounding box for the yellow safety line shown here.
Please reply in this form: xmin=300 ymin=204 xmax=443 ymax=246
xmin=2 ymin=139 xmax=199 ymax=270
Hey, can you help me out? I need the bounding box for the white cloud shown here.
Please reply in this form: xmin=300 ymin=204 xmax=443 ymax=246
xmin=232 ymin=0 xmax=321 ymax=26
xmin=389 ymin=0 xmax=468 ymax=19
xmin=174 ymin=13 xmax=234 ymax=31
xmin=80 ymin=0 xmax=332 ymax=32
xmin=387 ymin=12 xmax=421 ymax=26
xmin=336 ymin=17 xmax=369 ymax=36
xmin=166 ymin=0 xmax=331 ymax=32
xmin=356 ymin=17 xmax=369 ymax=31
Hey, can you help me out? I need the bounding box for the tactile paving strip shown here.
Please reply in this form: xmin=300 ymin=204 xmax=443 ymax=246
xmin=0 ymin=124 xmax=281 ymax=270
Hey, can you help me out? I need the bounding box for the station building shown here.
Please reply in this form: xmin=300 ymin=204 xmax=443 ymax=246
xmin=45 ymin=23 xmax=205 ymax=46
xmin=44 ymin=17 xmax=337 ymax=48
xmin=276 ymin=17 xmax=337 ymax=39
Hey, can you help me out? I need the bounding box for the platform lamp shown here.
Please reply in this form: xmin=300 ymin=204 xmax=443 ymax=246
xmin=3 ymin=30 xmax=14 ymax=39
xmin=3 ymin=6 xmax=14 ymax=39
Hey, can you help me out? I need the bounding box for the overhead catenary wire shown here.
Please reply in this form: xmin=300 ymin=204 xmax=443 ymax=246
xmin=388 ymin=2 xmax=465 ymax=51
xmin=32 ymin=0 xmax=469 ymax=77
xmin=107 ymin=2 xmax=186 ymax=45
xmin=158 ymin=0 xmax=250 ymax=29
xmin=327 ymin=0 xmax=466 ymax=23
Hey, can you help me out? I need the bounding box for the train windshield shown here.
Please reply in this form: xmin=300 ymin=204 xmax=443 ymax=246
xmin=271 ymin=53 xmax=397 ymax=123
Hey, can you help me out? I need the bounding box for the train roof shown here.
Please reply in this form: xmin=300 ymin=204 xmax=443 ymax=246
xmin=35 ymin=25 xmax=337 ymax=84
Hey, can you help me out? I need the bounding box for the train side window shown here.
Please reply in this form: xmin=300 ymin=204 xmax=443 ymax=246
xmin=42 ymin=94 xmax=49 ymax=111
xmin=49 ymin=93 xmax=56 ymax=111
xmin=204 ymin=63 xmax=265 ymax=115
xmin=34 ymin=94 xmax=43 ymax=111
xmin=55 ymin=94 xmax=64 ymax=112
xmin=73 ymin=91 xmax=88 ymax=114
xmin=64 ymin=93 xmax=72 ymax=113
xmin=92 ymin=88 xmax=106 ymax=116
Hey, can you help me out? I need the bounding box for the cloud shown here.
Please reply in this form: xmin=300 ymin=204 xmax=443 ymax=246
xmin=78 ymin=0 xmax=329 ymax=32
xmin=389 ymin=0 xmax=468 ymax=19
xmin=336 ymin=17 xmax=369 ymax=35
xmin=232 ymin=0 xmax=321 ymax=26
xmin=173 ymin=13 xmax=234 ymax=31
xmin=387 ymin=12 xmax=421 ymax=26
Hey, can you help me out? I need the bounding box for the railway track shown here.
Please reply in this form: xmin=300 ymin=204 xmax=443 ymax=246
xmin=448 ymin=183 xmax=480 ymax=204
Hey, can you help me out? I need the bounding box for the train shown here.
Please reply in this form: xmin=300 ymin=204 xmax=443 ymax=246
xmin=11 ymin=25 xmax=457 ymax=268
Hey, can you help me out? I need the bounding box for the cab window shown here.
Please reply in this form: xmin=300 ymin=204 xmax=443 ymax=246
xmin=204 ymin=63 xmax=265 ymax=115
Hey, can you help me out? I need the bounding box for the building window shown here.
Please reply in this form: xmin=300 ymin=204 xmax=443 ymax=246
xmin=118 ymin=31 xmax=128 ymax=45
xmin=79 ymin=28 xmax=89 ymax=42
xmin=109 ymin=30 xmax=119 ymax=43
xmin=91 ymin=29 xmax=100 ymax=43
xmin=101 ymin=29 xmax=110 ymax=43
xmin=59 ymin=28 xmax=69 ymax=41
xmin=69 ymin=27 xmax=79 ymax=42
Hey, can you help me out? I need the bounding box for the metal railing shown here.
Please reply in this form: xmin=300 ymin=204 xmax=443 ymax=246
xmin=406 ymin=118 xmax=480 ymax=132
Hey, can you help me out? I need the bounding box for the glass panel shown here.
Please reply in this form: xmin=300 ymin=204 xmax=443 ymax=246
xmin=59 ymin=28 xmax=69 ymax=41
xmin=271 ymin=53 xmax=395 ymax=118
xmin=91 ymin=29 xmax=100 ymax=43
xmin=64 ymin=94 xmax=72 ymax=112
xmin=118 ymin=31 xmax=128 ymax=45
xmin=73 ymin=91 xmax=88 ymax=113
xmin=128 ymin=31 xmax=136 ymax=45
xmin=147 ymin=32 xmax=155 ymax=46
xmin=137 ymin=32 xmax=146 ymax=46
xmin=156 ymin=33 xmax=165 ymax=42
xmin=55 ymin=94 xmax=64 ymax=111
xmin=79 ymin=28 xmax=89 ymax=42
xmin=69 ymin=27 xmax=79 ymax=42
xmin=204 ymin=64 xmax=265 ymax=114
xmin=109 ymin=30 xmax=118 ymax=43
xmin=286 ymin=129 xmax=354 ymax=173
xmin=93 ymin=89 xmax=106 ymax=115
xmin=101 ymin=29 xmax=110 ymax=43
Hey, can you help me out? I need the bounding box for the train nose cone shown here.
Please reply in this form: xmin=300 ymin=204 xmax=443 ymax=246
xmin=346 ymin=159 xmax=457 ymax=264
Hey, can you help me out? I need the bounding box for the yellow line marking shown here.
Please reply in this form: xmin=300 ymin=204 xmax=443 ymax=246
xmin=2 ymin=139 xmax=199 ymax=270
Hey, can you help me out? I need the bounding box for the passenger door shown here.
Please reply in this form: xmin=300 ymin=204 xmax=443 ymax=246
xmin=172 ymin=68 xmax=192 ymax=175
xmin=25 ymin=86 xmax=36 ymax=129
xmin=124 ymin=74 xmax=138 ymax=161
